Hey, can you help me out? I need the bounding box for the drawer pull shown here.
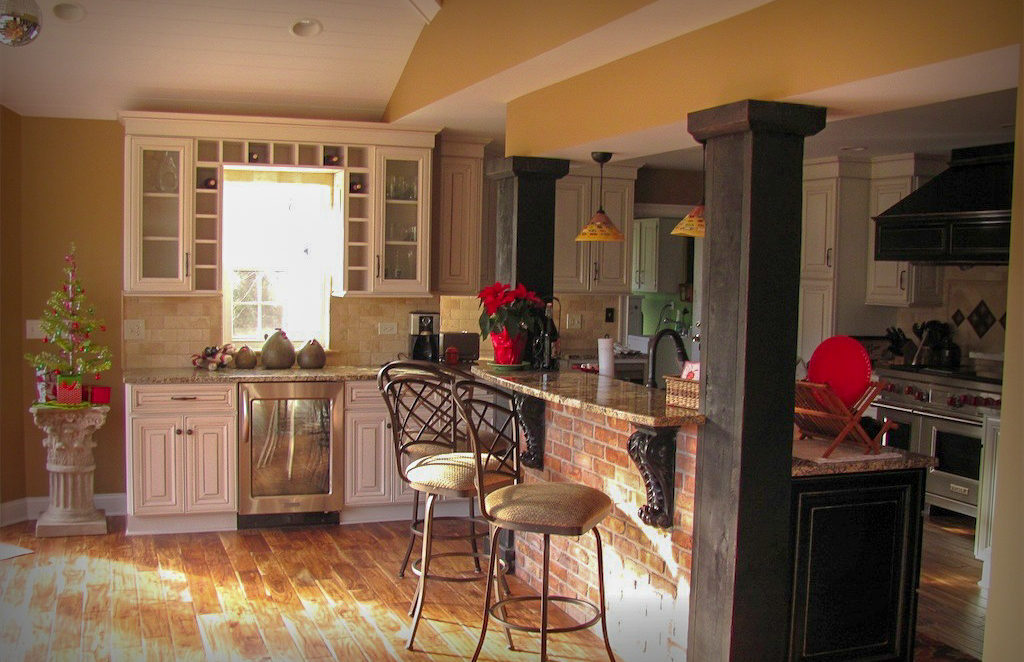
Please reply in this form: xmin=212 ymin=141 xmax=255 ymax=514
xmin=170 ymin=396 xmax=198 ymax=400
xmin=186 ymin=428 xmax=194 ymax=435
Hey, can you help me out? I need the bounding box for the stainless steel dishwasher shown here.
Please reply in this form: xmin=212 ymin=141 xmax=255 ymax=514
xmin=238 ymin=381 xmax=344 ymax=518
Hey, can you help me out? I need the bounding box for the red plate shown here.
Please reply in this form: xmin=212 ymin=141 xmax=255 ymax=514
xmin=807 ymin=336 xmax=872 ymax=407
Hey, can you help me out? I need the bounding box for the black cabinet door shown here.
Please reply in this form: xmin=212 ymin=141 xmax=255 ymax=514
xmin=790 ymin=470 xmax=925 ymax=662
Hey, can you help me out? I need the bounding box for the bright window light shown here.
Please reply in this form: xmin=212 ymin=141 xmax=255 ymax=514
xmin=222 ymin=168 xmax=342 ymax=345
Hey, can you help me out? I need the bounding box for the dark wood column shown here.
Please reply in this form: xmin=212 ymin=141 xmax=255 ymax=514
xmin=686 ymin=100 xmax=826 ymax=661
xmin=485 ymin=156 xmax=569 ymax=302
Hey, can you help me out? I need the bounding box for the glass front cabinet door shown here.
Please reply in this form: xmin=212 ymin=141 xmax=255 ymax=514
xmin=125 ymin=137 xmax=194 ymax=292
xmin=374 ymin=147 xmax=430 ymax=294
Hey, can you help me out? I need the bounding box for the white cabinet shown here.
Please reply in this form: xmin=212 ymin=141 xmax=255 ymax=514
xmin=369 ymin=147 xmax=432 ymax=295
xmin=432 ymin=135 xmax=490 ymax=295
xmin=797 ymin=280 xmax=835 ymax=367
xmin=125 ymin=384 xmax=237 ymax=532
xmin=865 ymin=155 xmax=945 ymax=307
xmin=631 ymin=217 xmax=689 ymax=294
xmin=343 ymin=382 xmax=413 ymax=506
xmin=800 ymin=179 xmax=839 ymax=280
xmin=554 ymin=172 xmax=635 ymax=294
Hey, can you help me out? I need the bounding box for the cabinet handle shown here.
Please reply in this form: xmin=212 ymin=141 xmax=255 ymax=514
xmin=175 ymin=428 xmax=182 ymax=435
xmin=170 ymin=395 xmax=198 ymax=400
xmin=825 ymin=247 xmax=833 ymax=268
xmin=899 ymin=269 xmax=907 ymax=291
xmin=593 ymin=261 xmax=600 ymax=281
xmin=186 ymin=428 xmax=194 ymax=435
xmin=375 ymin=255 xmax=381 ymax=278
xmin=185 ymin=251 xmax=190 ymax=277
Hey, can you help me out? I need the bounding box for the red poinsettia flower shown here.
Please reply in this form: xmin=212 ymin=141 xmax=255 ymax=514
xmin=476 ymin=282 xmax=544 ymax=339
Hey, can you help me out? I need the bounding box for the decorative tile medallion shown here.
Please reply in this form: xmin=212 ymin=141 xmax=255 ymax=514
xmin=1000 ymin=312 xmax=1007 ymax=328
xmin=951 ymin=309 xmax=965 ymax=327
xmin=967 ymin=300 xmax=996 ymax=338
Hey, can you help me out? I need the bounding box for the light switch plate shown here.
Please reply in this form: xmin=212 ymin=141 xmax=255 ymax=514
xmin=378 ymin=322 xmax=397 ymax=335
xmin=566 ymin=314 xmax=582 ymax=330
xmin=124 ymin=319 xmax=145 ymax=340
xmin=26 ymin=319 xmax=44 ymax=339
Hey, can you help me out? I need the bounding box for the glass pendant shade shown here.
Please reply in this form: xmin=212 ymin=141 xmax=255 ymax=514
xmin=0 ymin=0 xmax=41 ymax=46
xmin=671 ymin=205 xmax=706 ymax=237
xmin=575 ymin=151 xmax=625 ymax=242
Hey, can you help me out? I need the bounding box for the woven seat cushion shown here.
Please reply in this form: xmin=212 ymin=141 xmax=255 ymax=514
xmin=406 ymin=452 xmax=510 ymax=498
xmin=484 ymin=483 xmax=612 ymax=536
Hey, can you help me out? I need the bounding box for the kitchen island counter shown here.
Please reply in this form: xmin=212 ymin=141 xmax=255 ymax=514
xmin=123 ymin=366 xmax=379 ymax=384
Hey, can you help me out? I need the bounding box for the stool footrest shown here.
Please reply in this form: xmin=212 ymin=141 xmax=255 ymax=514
xmin=488 ymin=595 xmax=601 ymax=634
xmin=409 ymin=515 xmax=489 ymax=541
xmin=410 ymin=552 xmax=504 ymax=583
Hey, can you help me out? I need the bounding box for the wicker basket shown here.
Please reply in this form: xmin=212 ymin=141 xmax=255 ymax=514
xmin=664 ymin=376 xmax=699 ymax=409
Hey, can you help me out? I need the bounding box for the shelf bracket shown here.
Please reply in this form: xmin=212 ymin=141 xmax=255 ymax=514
xmin=627 ymin=425 xmax=678 ymax=528
xmin=514 ymin=393 xmax=545 ymax=470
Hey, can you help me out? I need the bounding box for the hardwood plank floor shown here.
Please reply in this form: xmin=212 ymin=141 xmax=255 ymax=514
xmin=0 ymin=514 xmax=983 ymax=661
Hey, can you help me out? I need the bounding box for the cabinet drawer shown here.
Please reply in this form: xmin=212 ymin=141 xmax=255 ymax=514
xmin=130 ymin=384 xmax=235 ymax=413
xmin=345 ymin=381 xmax=384 ymax=409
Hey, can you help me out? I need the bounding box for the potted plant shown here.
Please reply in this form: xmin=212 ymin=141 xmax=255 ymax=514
xmin=25 ymin=244 xmax=112 ymax=405
xmin=477 ymin=281 xmax=543 ymax=365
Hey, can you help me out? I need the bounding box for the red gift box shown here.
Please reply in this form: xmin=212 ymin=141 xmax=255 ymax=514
xmin=85 ymin=385 xmax=111 ymax=404
xmin=57 ymin=376 xmax=83 ymax=405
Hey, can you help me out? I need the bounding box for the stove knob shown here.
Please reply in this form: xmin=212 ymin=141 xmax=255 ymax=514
xmin=904 ymin=386 xmax=916 ymax=395
xmin=947 ymin=396 xmax=958 ymax=407
xmin=972 ymin=396 xmax=984 ymax=407
xmin=995 ymin=399 xmax=1002 ymax=408
xmin=984 ymin=397 xmax=996 ymax=407
xmin=917 ymin=391 xmax=927 ymax=401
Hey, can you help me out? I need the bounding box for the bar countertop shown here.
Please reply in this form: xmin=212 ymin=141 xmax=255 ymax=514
xmin=123 ymin=366 xmax=379 ymax=384
xmin=470 ymin=365 xmax=704 ymax=428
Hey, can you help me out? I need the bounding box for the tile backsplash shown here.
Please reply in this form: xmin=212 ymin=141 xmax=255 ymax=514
xmin=895 ymin=265 xmax=1008 ymax=358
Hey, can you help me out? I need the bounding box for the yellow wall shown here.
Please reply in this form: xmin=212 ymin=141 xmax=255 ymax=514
xmin=383 ymin=0 xmax=656 ymax=122
xmin=1 ymin=106 xmax=26 ymax=502
xmin=505 ymin=0 xmax=1021 ymax=155
xmin=19 ymin=117 xmax=125 ymax=497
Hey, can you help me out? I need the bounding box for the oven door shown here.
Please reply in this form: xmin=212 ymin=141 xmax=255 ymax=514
xmin=874 ymin=403 xmax=921 ymax=453
xmin=920 ymin=413 xmax=983 ymax=517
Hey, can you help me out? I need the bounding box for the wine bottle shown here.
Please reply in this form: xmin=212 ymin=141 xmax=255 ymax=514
xmin=540 ymin=302 xmax=558 ymax=370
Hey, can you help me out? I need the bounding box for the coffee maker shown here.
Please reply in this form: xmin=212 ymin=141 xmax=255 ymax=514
xmin=409 ymin=312 xmax=440 ymax=361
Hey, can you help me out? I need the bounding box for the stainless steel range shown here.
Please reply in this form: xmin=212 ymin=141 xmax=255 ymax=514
xmin=875 ymin=365 xmax=1002 ymax=517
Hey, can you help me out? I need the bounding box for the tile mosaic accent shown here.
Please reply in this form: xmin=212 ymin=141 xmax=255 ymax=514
xmin=951 ymin=309 xmax=965 ymax=327
xmin=967 ymin=300 xmax=996 ymax=338
xmin=1000 ymin=312 xmax=1006 ymax=328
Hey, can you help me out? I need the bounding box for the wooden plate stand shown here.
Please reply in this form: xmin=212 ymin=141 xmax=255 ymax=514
xmin=794 ymin=380 xmax=895 ymax=457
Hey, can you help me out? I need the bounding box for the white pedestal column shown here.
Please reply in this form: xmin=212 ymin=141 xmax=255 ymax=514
xmin=29 ymin=405 xmax=110 ymax=537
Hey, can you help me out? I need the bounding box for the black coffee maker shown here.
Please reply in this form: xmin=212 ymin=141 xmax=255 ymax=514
xmin=409 ymin=312 xmax=440 ymax=361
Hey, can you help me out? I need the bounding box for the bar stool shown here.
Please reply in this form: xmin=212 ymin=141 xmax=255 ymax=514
xmin=377 ymin=361 xmax=506 ymax=650
xmin=453 ymin=379 xmax=617 ymax=662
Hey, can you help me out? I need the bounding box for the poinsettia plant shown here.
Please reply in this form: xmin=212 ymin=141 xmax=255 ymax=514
xmin=477 ymin=282 xmax=544 ymax=339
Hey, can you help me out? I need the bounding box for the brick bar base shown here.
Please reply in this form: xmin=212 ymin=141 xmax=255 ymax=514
xmin=513 ymin=402 xmax=698 ymax=661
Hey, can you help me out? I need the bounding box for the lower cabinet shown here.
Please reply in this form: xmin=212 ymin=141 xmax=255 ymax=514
xmin=343 ymin=382 xmax=413 ymax=506
xmin=790 ymin=469 xmax=925 ymax=662
xmin=125 ymin=384 xmax=237 ymax=531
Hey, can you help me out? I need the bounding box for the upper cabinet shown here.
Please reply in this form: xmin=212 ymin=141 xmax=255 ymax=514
xmin=553 ymin=167 xmax=636 ymax=294
xmin=121 ymin=112 xmax=437 ymax=296
xmin=431 ymin=134 xmax=490 ymax=295
xmin=865 ymin=154 xmax=946 ymax=307
xmin=632 ymin=216 xmax=689 ymax=294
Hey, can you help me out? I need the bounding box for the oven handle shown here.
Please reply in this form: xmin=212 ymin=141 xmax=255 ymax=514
xmin=875 ymin=403 xmax=916 ymax=415
xmin=916 ymin=410 xmax=983 ymax=427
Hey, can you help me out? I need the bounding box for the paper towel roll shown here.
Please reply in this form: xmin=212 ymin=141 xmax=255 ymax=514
xmin=598 ymin=338 xmax=615 ymax=377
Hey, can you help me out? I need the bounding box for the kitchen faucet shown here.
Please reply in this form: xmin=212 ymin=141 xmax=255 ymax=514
xmin=645 ymin=328 xmax=688 ymax=388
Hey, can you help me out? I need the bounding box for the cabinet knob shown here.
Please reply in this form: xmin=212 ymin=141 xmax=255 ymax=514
xmin=175 ymin=428 xmax=182 ymax=435
xmin=187 ymin=428 xmax=194 ymax=435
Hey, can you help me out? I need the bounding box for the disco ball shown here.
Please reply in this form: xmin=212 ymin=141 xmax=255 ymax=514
xmin=0 ymin=0 xmax=41 ymax=47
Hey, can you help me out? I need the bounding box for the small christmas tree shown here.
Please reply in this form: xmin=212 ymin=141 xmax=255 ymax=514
xmin=25 ymin=244 xmax=112 ymax=393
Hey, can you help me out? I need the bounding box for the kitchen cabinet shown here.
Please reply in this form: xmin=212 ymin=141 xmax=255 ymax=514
xmin=343 ymin=382 xmax=413 ymax=506
xmin=125 ymin=384 xmax=237 ymax=533
xmin=432 ymin=134 xmax=491 ymax=294
xmin=124 ymin=137 xmax=195 ymax=293
xmin=367 ymin=147 xmax=432 ymax=295
xmin=789 ymin=469 xmax=925 ymax=661
xmin=553 ymin=170 xmax=636 ymax=294
xmin=631 ymin=217 xmax=688 ymax=294
xmin=865 ymin=155 xmax=945 ymax=306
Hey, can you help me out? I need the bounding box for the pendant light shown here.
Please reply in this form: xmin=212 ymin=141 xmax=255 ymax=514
xmin=575 ymin=151 xmax=625 ymax=242
xmin=672 ymin=143 xmax=706 ymax=237
xmin=0 ymin=0 xmax=41 ymax=47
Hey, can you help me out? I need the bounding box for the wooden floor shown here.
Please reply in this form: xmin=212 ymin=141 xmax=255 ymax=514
xmin=0 ymin=517 xmax=611 ymax=661
xmin=0 ymin=513 xmax=984 ymax=661
xmin=916 ymin=511 xmax=986 ymax=661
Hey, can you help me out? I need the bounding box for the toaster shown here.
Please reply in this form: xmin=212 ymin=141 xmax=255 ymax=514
xmin=439 ymin=332 xmax=480 ymax=361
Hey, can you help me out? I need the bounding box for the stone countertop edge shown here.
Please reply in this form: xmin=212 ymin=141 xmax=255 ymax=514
xmin=123 ymin=366 xmax=380 ymax=384
xmin=470 ymin=365 xmax=705 ymax=428
xmin=791 ymin=448 xmax=937 ymax=478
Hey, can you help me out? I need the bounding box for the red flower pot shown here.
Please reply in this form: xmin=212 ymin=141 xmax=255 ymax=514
xmin=490 ymin=329 xmax=526 ymax=365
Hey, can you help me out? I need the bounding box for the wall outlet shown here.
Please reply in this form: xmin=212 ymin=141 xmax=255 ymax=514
xmin=378 ymin=322 xmax=397 ymax=335
xmin=605 ymin=307 xmax=615 ymax=323
xmin=123 ymin=319 xmax=146 ymax=341
xmin=25 ymin=319 xmax=44 ymax=339
xmin=565 ymin=314 xmax=582 ymax=330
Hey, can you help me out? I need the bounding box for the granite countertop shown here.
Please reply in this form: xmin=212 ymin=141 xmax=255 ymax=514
xmin=123 ymin=366 xmax=380 ymax=384
xmin=791 ymin=438 xmax=937 ymax=477
xmin=471 ymin=365 xmax=704 ymax=428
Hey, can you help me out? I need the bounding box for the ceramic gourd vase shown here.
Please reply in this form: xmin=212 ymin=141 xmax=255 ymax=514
xmin=261 ymin=329 xmax=295 ymax=369
xmin=233 ymin=345 xmax=257 ymax=369
xmin=297 ymin=339 xmax=327 ymax=369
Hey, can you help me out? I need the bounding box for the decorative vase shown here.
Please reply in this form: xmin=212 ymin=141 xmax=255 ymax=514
xmin=234 ymin=345 xmax=257 ymax=369
xmin=297 ymin=339 xmax=327 ymax=369
xmin=490 ymin=329 xmax=526 ymax=365
xmin=261 ymin=329 xmax=295 ymax=369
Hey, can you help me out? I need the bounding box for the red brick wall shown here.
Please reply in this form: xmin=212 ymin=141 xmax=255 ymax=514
xmin=511 ymin=402 xmax=698 ymax=661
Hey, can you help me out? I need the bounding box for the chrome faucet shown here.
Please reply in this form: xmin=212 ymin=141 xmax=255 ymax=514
xmin=645 ymin=328 xmax=689 ymax=388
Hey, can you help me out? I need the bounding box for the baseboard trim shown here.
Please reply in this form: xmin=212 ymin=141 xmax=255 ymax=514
xmin=1 ymin=493 xmax=128 ymax=526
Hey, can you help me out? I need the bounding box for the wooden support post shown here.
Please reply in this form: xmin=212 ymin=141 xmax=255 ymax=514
xmin=686 ymin=100 xmax=826 ymax=661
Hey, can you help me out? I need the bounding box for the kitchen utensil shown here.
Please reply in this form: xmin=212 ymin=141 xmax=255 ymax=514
xmin=261 ymin=329 xmax=295 ymax=369
xmin=806 ymin=335 xmax=872 ymax=407
xmin=297 ymin=339 xmax=327 ymax=369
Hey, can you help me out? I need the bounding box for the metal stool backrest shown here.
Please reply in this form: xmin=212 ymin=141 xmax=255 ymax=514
xmin=452 ymin=379 xmax=522 ymax=523
xmin=378 ymin=361 xmax=462 ymax=483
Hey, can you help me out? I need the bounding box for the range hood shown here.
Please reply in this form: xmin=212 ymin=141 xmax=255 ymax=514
xmin=874 ymin=142 xmax=1013 ymax=264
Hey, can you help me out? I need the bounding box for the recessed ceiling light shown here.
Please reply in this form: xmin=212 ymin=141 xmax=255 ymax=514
xmin=290 ymin=18 xmax=322 ymax=37
xmin=52 ymin=2 xmax=85 ymax=22
xmin=839 ymin=146 xmax=866 ymax=152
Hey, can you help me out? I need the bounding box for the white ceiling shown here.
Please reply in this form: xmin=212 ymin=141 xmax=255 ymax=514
xmin=0 ymin=0 xmax=1016 ymax=169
